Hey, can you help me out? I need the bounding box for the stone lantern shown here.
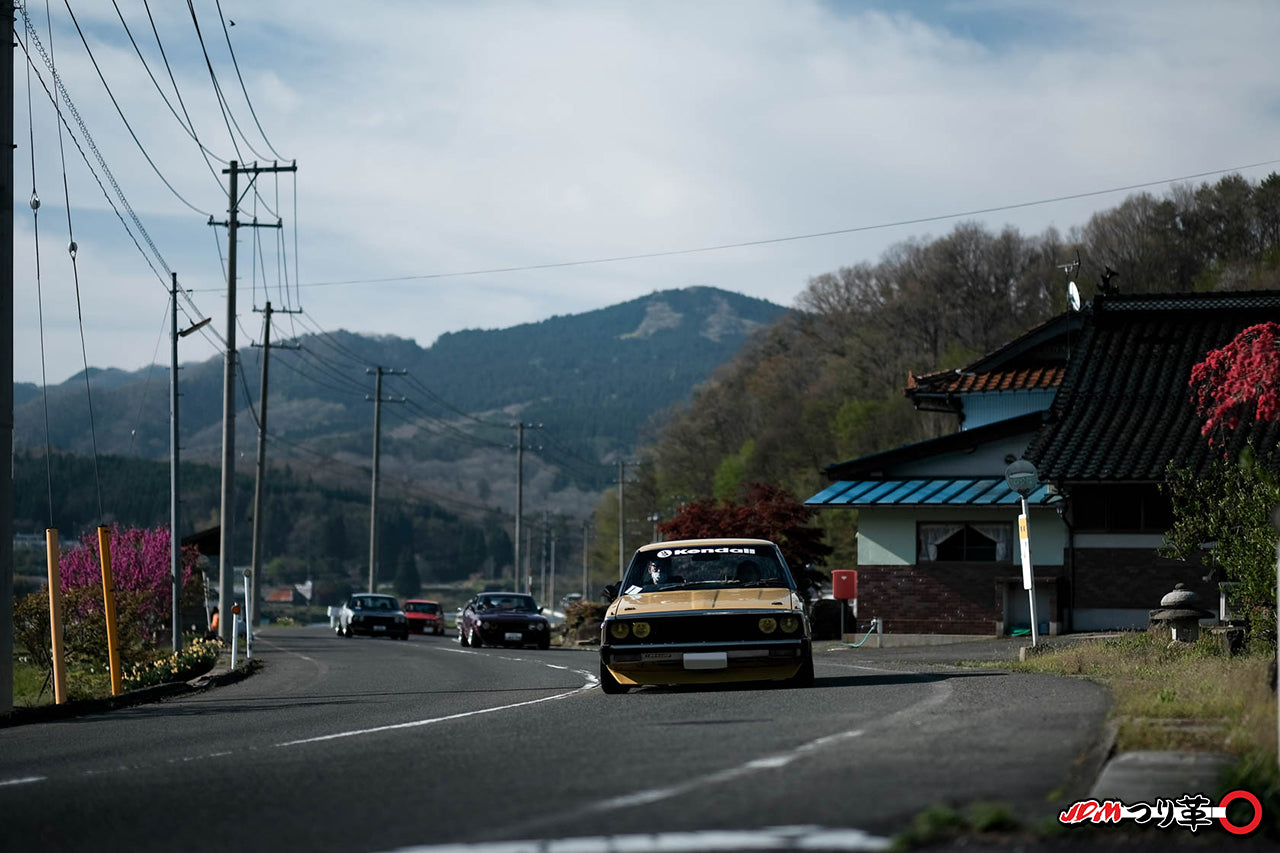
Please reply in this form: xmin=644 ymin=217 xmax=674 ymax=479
xmin=1149 ymin=583 xmax=1214 ymax=645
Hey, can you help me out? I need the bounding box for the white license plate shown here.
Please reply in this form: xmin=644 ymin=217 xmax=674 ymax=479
xmin=504 ymin=632 xmax=523 ymax=642
xmin=684 ymin=652 xmax=728 ymax=670
xmin=373 ymin=625 xmax=386 ymax=631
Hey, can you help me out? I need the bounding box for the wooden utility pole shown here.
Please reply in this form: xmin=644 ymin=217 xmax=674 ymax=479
xmin=171 ymin=274 xmax=210 ymax=652
xmin=367 ymin=367 xmax=405 ymax=592
xmin=213 ymin=160 xmax=293 ymax=642
xmin=248 ymin=302 xmax=298 ymax=642
xmin=512 ymin=422 xmax=540 ymax=589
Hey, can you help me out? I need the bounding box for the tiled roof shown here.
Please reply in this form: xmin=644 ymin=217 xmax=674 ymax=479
xmin=1024 ymin=290 xmax=1280 ymax=482
xmin=908 ymin=365 xmax=1066 ymax=394
xmin=906 ymin=311 xmax=1081 ymax=401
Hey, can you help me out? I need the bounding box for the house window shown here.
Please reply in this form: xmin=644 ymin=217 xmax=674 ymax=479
xmin=918 ymin=523 xmax=1012 ymax=562
xmin=1070 ymin=484 xmax=1173 ymax=533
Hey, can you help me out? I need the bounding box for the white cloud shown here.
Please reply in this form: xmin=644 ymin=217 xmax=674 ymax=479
xmin=12 ymin=0 xmax=1280 ymax=383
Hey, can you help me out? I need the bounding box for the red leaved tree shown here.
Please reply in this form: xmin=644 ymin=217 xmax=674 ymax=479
xmin=657 ymin=482 xmax=832 ymax=599
xmin=1190 ymin=321 xmax=1280 ymax=442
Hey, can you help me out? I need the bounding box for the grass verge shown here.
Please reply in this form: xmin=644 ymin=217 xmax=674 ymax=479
xmin=894 ymin=629 xmax=1279 ymax=847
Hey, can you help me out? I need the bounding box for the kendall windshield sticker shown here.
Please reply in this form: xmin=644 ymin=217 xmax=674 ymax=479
xmin=656 ymin=547 xmax=758 ymax=558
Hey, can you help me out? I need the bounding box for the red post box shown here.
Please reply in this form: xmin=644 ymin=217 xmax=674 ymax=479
xmin=832 ymin=569 xmax=858 ymax=601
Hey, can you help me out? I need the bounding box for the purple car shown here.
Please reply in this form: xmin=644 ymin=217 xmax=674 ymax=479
xmin=457 ymin=591 xmax=551 ymax=649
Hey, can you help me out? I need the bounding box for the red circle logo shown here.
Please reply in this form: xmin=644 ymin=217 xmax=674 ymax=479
xmin=1218 ymin=790 xmax=1262 ymax=835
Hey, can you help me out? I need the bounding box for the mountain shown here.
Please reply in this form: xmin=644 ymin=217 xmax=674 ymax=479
xmin=14 ymin=286 xmax=788 ymax=520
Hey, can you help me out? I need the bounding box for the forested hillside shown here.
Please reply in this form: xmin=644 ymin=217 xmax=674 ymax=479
xmin=585 ymin=173 xmax=1280 ymax=580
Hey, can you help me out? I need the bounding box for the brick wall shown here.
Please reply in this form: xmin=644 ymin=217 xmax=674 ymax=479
xmin=855 ymin=548 xmax=1212 ymax=635
xmin=856 ymin=562 xmax=1063 ymax=635
xmin=1071 ymin=548 xmax=1213 ymax=609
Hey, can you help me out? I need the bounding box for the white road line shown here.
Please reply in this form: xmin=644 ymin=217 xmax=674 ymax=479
xmin=385 ymin=824 xmax=891 ymax=853
xmin=275 ymin=681 xmax=593 ymax=742
xmin=587 ymin=728 xmax=863 ymax=814
xmin=0 ymin=776 xmax=46 ymax=787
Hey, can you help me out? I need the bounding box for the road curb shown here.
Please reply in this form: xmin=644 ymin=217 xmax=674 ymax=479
xmin=0 ymin=657 xmax=262 ymax=728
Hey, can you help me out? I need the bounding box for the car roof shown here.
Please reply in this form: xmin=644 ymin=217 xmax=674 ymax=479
xmin=404 ymin=598 xmax=438 ymax=604
xmin=634 ymin=538 xmax=777 ymax=553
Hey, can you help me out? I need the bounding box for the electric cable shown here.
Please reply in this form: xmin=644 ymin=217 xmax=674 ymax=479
xmin=214 ymin=0 xmax=286 ymax=161
xmin=24 ymin=15 xmax=55 ymax=528
xmin=38 ymin=0 xmax=104 ymax=521
xmin=286 ymin=157 xmax=1280 ymax=290
xmin=63 ymin=0 xmax=212 ymax=217
xmin=113 ymin=0 xmax=229 ymax=166
xmin=17 ymin=10 xmax=172 ymax=285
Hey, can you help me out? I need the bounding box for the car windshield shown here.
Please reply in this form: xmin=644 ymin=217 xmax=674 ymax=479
xmin=477 ymin=595 xmax=538 ymax=612
xmin=406 ymin=602 xmax=439 ymax=614
xmin=621 ymin=545 xmax=794 ymax=594
xmin=354 ymin=596 xmax=397 ymax=610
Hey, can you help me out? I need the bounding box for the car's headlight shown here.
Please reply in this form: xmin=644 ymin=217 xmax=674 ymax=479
xmin=780 ymin=615 xmax=801 ymax=634
xmin=758 ymin=617 xmax=778 ymax=635
xmin=396 ymin=615 xmax=406 ymax=623
xmin=609 ymin=621 xmax=631 ymax=640
xmin=632 ymin=622 xmax=650 ymax=639
xmin=530 ymin=621 xmax=546 ymax=630
xmin=480 ymin=620 xmax=491 ymax=629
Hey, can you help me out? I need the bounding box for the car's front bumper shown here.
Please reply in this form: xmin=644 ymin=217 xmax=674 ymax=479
xmin=476 ymin=624 xmax=549 ymax=646
xmin=601 ymin=638 xmax=809 ymax=685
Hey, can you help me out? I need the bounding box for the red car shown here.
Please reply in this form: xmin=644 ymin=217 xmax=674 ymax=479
xmin=403 ymin=599 xmax=446 ymax=635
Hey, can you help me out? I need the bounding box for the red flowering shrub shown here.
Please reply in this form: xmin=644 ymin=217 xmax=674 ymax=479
xmin=1190 ymin=321 xmax=1280 ymax=442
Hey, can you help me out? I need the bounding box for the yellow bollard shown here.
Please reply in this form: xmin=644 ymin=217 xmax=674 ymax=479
xmin=45 ymin=529 xmax=68 ymax=705
xmin=98 ymin=527 xmax=123 ymax=696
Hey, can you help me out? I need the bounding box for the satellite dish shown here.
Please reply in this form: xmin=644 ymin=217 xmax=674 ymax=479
xmin=1067 ymin=281 xmax=1081 ymax=311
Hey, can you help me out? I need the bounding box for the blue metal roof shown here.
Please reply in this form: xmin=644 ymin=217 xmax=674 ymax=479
xmin=805 ymin=478 xmax=1052 ymax=507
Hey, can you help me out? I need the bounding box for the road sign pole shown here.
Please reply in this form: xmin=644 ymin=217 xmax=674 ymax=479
xmin=1020 ymin=497 xmax=1038 ymax=647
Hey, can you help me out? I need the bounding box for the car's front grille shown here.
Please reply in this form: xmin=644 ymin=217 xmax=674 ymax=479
xmin=606 ymin=613 xmax=802 ymax=645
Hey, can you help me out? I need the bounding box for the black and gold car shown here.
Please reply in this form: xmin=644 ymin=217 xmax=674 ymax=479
xmin=599 ymin=538 xmax=813 ymax=693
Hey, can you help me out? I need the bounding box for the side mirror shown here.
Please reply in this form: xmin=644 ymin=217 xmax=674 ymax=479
xmin=602 ymin=582 xmax=619 ymax=603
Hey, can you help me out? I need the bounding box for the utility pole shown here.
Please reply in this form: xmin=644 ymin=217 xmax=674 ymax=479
xmin=616 ymin=460 xmax=628 ymax=580
xmin=2 ymin=0 xmax=16 ymax=716
xmin=512 ymin=422 xmax=541 ymax=589
xmin=539 ymin=511 xmax=549 ymax=603
xmin=171 ymin=274 xmax=210 ymax=653
xmin=549 ymin=526 xmax=557 ymax=612
xmin=582 ymin=519 xmax=590 ymax=600
xmin=211 ymin=159 xmax=294 ymax=642
xmin=367 ymin=367 xmax=406 ymax=592
xmin=248 ymin=301 xmax=299 ymax=643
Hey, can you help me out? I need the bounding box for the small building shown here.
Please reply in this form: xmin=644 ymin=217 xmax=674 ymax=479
xmin=806 ymin=290 xmax=1280 ymax=641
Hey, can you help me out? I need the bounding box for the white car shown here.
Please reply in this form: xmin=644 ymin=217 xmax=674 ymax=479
xmin=337 ymin=593 xmax=409 ymax=640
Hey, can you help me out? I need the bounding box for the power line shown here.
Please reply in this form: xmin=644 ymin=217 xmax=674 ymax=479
xmin=214 ymin=0 xmax=286 ymax=161
xmin=63 ymin=0 xmax=211 ymax=217
xmin=277 ymin=157 xmax=1280 ymax=291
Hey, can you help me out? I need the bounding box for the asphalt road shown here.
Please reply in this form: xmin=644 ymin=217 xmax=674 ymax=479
xmin=0 ymin=626 xmax=1111 ymax=853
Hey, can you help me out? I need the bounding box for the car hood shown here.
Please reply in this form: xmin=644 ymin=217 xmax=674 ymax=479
xmin=607 ymin=587 xmax=801 ymax=617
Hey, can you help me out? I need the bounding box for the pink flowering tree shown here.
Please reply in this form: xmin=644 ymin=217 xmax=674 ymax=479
xmin=59 ymin=524 xmax=202 ymax=646
xmin=1190 ymin=321 xmax=1280 ymax=443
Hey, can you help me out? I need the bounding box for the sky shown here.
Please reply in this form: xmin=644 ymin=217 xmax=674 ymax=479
xmin=11 ymin=0 xmax=1280 ymax=385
